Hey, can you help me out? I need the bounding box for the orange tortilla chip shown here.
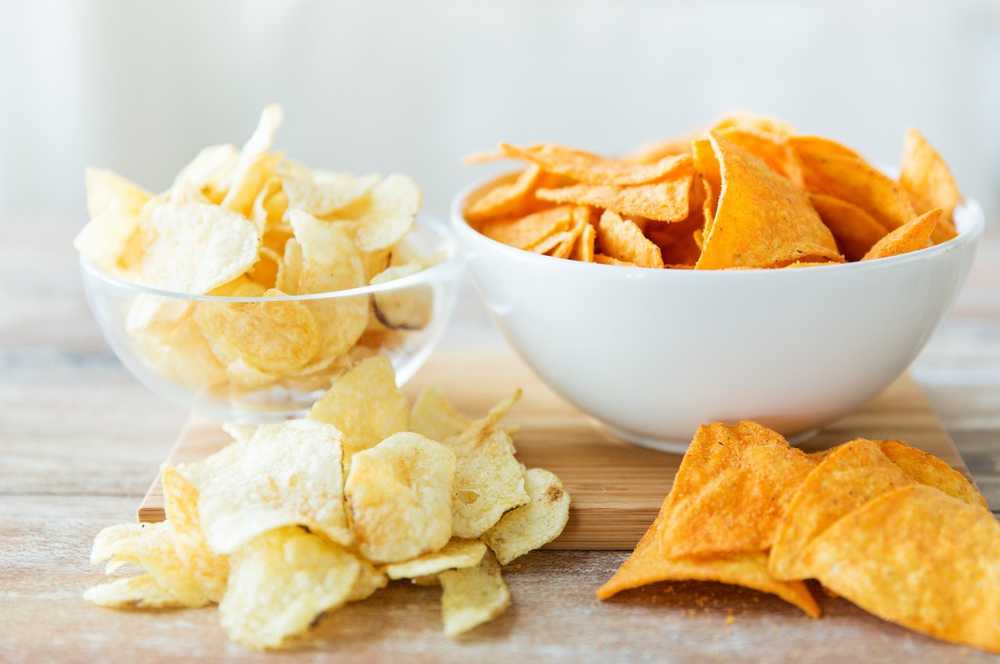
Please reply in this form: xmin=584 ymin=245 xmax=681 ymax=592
xmin=596 ymin=211 xmax=664 ymax=268
xmin=861 ymin=209 xmax=940 ymax=261
xmin=800 ymin=485 xmax=1000 ymax=653
xmin=536 ymin=177 xmax=691 ymax=223
xmin=659 ymin=421 xmax=816 ymax=558
xmin=791 ymin=135 xmax=915 ymax=231
xmin=899 ymin=128 xmax=961 ymax=243
xmin=646 ymin=215 xmax=703 ymax=267
xmin=477 ymin=206 xmax=574 ymax=250
xmin=550 ymin=208 xmax=589 ymax=259
xmin=769 ymin=439 xmax=913 ymax=581
xmin=878 ymin=439 xmax=988 ymax=510
xmin=625 ymin=135 xmax=693 ymax=164
xmin=531 ymin=230 xmax=572 ymax=255
xmin=572 ymin=223 xmax=596 ymax=262
xmin=594 ymin=253 xmax=636 ymax=267
xmin=691 ymin=139 xmax=720 ymax=199
xmin=714 ymin=127 xmax=804 ymax=186
xmin=810 ymin=194 xmax=888 ymax=261
xmin=462 ymin=166 xmax=542 ymax=222
xmin=695 ymin=134 xmax=841 ymax=269
xmin=499 ymin=143 xmax=692 ymax=186
xmin=711 ymin=112 xmax=796 ymax=138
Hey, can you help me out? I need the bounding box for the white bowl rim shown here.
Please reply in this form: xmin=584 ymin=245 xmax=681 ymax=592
xmin=450 ymin=180 xmax=986 ymax=278
xmin=80 ymin=216 xmax=462 ymax=303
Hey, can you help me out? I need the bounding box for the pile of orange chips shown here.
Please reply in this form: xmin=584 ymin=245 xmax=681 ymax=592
xmin=597 ymin=421 xmax=999 ymax=654
xmin=464 ymin=113 xmax=963 ymax=269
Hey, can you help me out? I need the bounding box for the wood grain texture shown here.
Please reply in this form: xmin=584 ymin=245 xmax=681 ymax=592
xmin=1 ymin=215 xmax=998 ymax=662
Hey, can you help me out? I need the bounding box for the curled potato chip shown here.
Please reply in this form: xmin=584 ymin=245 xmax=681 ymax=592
xmin=498 ymin=142 xmax=692 ymax=186
xmin=194 ymin=289 xmax=320 ymax=375
xmin=385 ymin=539 xmax=487 ymax=580
xmin=310 ymin=355 xmax=409 ymax=462
xmin=861 ymin=209 xmax=940 ymax=261
xmin=280 ymin=159 xmax=380 ymax=218
xmin=222 ymin=105 xmax=284 ymax=217
xmin=477 ymin=205 xmax=574 ymax=250
xmin=220 ymin=527 xmax=361 ymax=650
xmin=370 ymin=262 xmax=431 ymax=330
xmin=162 ymin=466 xmax=228 ymax=602
xmin=76 ymin=169 xmax=153 ymax=269
xmin=346 ymin=174 xmax=422 ymax=252
xmin=483 ymin=468 xmax=570 ymax=564
xmin=440 ymin=551 xmax=511 ymax=638
xmin=809 ymin=194 xmax=888 ymax=261
xmin=696 ymin=134 xmax=841 ymax=269
xmin=249 ymin=176 xmax=283 ymax=237
xmin=769 ymin=439 xmax=913 ymax=581
xmin=800 ymin=485 xmax=1000 ymax=653
xmin=410 ymin=388 xmax=472 ymax=442
xmin=170 ymin=144 xmax=239 ymax=205
xmin=181 ymin=419 xmax=352 ymax=553
xmin=130 ymin=309 xmax=228 ymax=390
xmin=85 ymin=168 xmax=152 ymax=220
xmin=348 ymin=558 xmax=389 ymax=602
xmin=596 ymin=210 xmax=664 ymax=268
xmin=84 ymin=574 xmax=187 ymax=610
xmin=462 ymin=166 xmax=542 ymax=222
xmin=136 ymin=202 xmax=260 ymax=293
xmin=536 ymin=177 xmax=691 ymax=222
xmin=448 ymin=429 xmax=529 ymax=539
xmin=345 ymin=432 xmax=456 ymax=563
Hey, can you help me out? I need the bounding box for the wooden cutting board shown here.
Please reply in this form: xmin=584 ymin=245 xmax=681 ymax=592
xmin=138 ymin=349 xmax=973 ymax=550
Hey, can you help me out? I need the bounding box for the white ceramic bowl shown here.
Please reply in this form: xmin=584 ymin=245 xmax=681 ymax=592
xmin=452 ymin=192 xmax=985 ymax=452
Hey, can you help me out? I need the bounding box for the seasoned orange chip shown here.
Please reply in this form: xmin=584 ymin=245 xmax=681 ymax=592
xmin=899 ymin=128 xmax=961 ymax=242
xmin=551 ymin=208 xmax=589 ymax=259
xmin=596 ymin=211 xmax=664 ymax=268
xmin=878 ymin=439 xmax=988 ymax=509
xmin=462 ymin=166 xmax=542 ymax=222
xmin=536 ymin=177 xmax=691 ymax=222
xmin=691 ymin=138 xmax=720 ymax=198
xmin=809 ymin=194 xmax=888 ymax=261
xmin=791 ymin=135 xmax=915 ymax=231
xmin=499 ymin=143 xmax=692 ymax=186
xmin=646 ymin=215 xmax=703 ymax=267
xmin=625 ymin=135 xmax=693 ymax=164
xmin=801 ymin=485 xmax=1000 ymax=653
xmin=477 ymin=206 xmax=574 ymax=250
xmin=594 ymin=254 xmax=635 ymax=267
xmin=861 ymin=209 xmax=940 ymax=261
xmin=695 ymin=134 xmax=841 ymax=269
xmin=714 ymin=127 xmax=803 ymax=186
xmin=531 ymin=230 xmax=572 ymax=255
xmin=659 ymin=421 xmax=816 ymax=558
xmin=769 ymin=439 xmax=913 ymax=581
xmin=572 ymin=223 xmax=596 ymax=262
xmin=711 ymin=112 xmax=795 ymax=138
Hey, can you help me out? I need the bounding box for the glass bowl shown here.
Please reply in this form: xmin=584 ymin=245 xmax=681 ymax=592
xmin=81 ymin=218 xmax=462 ymax=422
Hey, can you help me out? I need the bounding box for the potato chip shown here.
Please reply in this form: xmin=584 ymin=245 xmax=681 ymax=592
xmin=84 ymin=574 xmax=187 ymax=610
xmin=194 ymin=289 xmax=320 ymax=374
xmin=280 ymin=159 xmax=380 ymax=219
xmin=769 ymin=439 xmax=913 ymax=581
xmin=462 ymin=166 xmax=542 ymax=222
xmin=477 ymin=205 xmax=574 ymax=250
xmin=536 ymin=177 xmax=691 ymax=222
xmin=877 ymin=439 xmax=988 ymax=509
xmin=571 ymin=221 xmax=596 ymax=262
xmin=348 ymin=559 xmax=389 ymax=603
xmin=800 ymin=485 xmax=1000 ymax=653
xmin=221 ymin=421 xmax=257 ymax=443
xmin=309 ymin=355 xmax=409 ymax=462
xmin=347 ymin=174 xmax=422 ymax=252
xmin=596 ymin=210 xmax=664 ymax=268
xmin=410 ymin=388 xmax=472 ymax=442
xmin=170 ymin=144 xmax=239 ymax=205
xmin=714 ymin=126 xmax=803 ymax=186
xmin=596 ymin=517 xmax=819 ymax=617
xmin=345 ymin=432 xmax=455 ymax=563
xmin=162 ymin=466 xmax=228 ymax=602
xmin=483 ymin=468 xmax=570 ymax=564
xmin=440 ymin=551 xmax=511 ymax=637
xmin=660 ymin=421 xmax=816 ymax=558
xmin=696 ymin=134 xmax=841 ymax=269
xmin=449 ymin=389 xmax=521 ymax=446
xmin=248 ymin=176 xmax=283 ymax=236
xmin=861 ymin=209 xmax=940 ymax=261
xmin=791 ymin=135 xmax=915 ymax=231
xmin=447 ymin=428 xmax=529 ymax=539
xmin=809 ymin=194 xmax=888 ymax=261
xmin=498 ymin=142 xmax=692 ymax=186
xmin=75 ymin=168 xmax=154 ymax=269
xmin=130 ymin=310 xmax=228 ymax=390
xmin=370 ymin=262 xmax=432 ymax=330
xmin=222 ymin=104 xmax=284 ymax=217
xmin=181 ymin=419 xmax=352 ymax=553
xmin=385 ymin=539 xmax=487 ymax=580
xmin=899 ymin=128 xmax=961 ymax=242
xmin=135 ymin=202 xmax=260 ymax=293
xmin=220 ymin=526 xmax=361 ymax=650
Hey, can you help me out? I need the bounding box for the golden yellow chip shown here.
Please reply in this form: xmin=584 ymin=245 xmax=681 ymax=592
xmin=410 ymin=388 xmax=472 ymax=441
xmin=498 ymin=142 xmax=692 ymax=186
xmin=483 ymin=468 xmax=570 ymax=564
xmin=439 ymin=551 xmax=511 ymax=638
xmin=809 ymin=193 xmax=888 ymax=261
xmin=695 ymin=134 xmax=841 ymax=269
xmin=477 ymin=205 xmax=574 ymax=250
xmin=550 ymin=209 xmax=588 ymax=259
xmin=75 ymin=168 xmax=153 ymax=269
xmin=596 ymin=210 xmax=664 ymax=268
xmin=861 ymin=209 xmax=940 ymax=261
xmin=899 ymin=128 xmax=961 ymax=242
xmin=347 ymin=174 xmax=422 ymax=252
xmin=220 ymin=527 xmax=361 ymax=650
xmin=800 ymin=485 xmax=1000 ymax=653
xmin=309 ymin=355 xmax=409 ymax=462
xmin=221 ymin=105 xmax=284 ymax=217
xmin=369 ymin=262 xmax=432 ymax=330
xmin=279 ymin=159 xmax=380 ymax=219
xmin=84 ymin=574 xmax=187 ymax=610
xmin=170 ymin=144 xmax=238 ymax=205
xmin=769 ymin=439 xmax=912 ymax=580
xmin=385 ymin=539 xmax=487 ymax=580
xmin=249 ymin=176 xmax=283 ymax=236
xmin=181 ymin=419 xmax=352 ymax=553
xmin=536 ymin=177 xmax=691 ymax=222
xmin=447 ymin=428 xmax=530 ymax=539
xmin=448 ymin=390 xmax=521 ymax=446
xmin=345 ymin=432 xmax=456 ymax=563
xmin=162 ymin=466 xmax=228 ymax=602
xmin=462 ymin=166 xmax=542 ymax=222
xmin=129 ymin=308 xmax=227 ymax=391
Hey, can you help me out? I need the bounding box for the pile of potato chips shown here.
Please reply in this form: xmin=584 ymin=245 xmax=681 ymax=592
xmin=598 ymin=421 xmax=998 ymax=653
xmin=84 ymin=356 xmax=570 ymax=649
xmin=464 ymin=113 xmax=963 ymax=269
xmin=75 ymin=105 xmax=433 ymax=400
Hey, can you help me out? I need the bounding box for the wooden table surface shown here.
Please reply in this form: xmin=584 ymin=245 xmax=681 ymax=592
xmin=2 ymin=215 xmax=998 ymax=663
